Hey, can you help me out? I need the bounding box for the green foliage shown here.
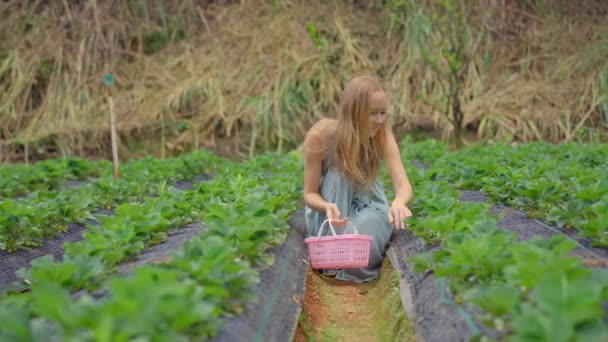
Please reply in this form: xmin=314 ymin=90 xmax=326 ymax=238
xmin=0 ymin=150 xmax=223 ymax=252
xmin=400 ymin=138 xmax=608 ymax=340
xmin=1 ymin=138 xmax=606 ymax=341
xmin=408 ymin=140 xmax=608 ymax=246
xmin=0 ymin=150 xmax=304 ymax=340
xmin=129 ymin=0 xmax=194 ymax=55
xmin=306 ymin=22 xmax=328 ymax=51
xmin=0 ymin=157 xmax=108 ymax=197
xmin=385 ymin=0 xmax=489 ymax=145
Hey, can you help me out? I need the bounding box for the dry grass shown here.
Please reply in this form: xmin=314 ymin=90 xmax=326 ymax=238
xmin=388 ymin=0 xmax=608 ymax=145
xmin=465 ymin=5 xmax=608 ymax=144
xmin=0 ymin=0 xmax=607 ymax=161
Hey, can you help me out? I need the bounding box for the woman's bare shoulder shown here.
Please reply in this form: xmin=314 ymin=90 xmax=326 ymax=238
xmin=304 ymin=119 xmax=337 ymax=155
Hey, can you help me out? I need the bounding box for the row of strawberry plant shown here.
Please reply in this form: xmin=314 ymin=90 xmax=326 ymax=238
xmin=392 ymin=152 xmax=608 ymax=341
xmin=0 ymin=151 xmax=303 ymax=341
xmin=0 ymin=157 xmax=109 ymax=198
xmin=0 ymin=150 xmax=225 ymax=252
xmin=403 ymin=140 xmax=608 ymax=248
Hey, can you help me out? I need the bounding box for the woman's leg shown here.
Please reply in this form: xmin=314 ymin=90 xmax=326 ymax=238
xmin=304 ymin=170 xmax=356 ymax=276
xmin=335 ymin=206 xmax=393 ymax=283
xmin=305 ymin=173 xmax=392 ymax=281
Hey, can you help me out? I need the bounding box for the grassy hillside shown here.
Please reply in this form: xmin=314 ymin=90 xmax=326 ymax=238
xmin=0 ymin=0 xmax=606 ymax=162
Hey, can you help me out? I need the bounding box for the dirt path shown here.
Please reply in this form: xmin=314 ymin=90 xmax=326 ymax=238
xmin=295 ymin=258 xmax=416 ymax=342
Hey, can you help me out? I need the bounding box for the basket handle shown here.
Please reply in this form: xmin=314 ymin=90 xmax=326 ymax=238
xmin=317 ymin=219 xmax=359 ymax=237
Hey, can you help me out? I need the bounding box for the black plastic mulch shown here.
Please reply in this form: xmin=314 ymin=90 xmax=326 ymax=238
xmin=0 ymin=222 xmax=88 ymax=290
xmin=118 ymin=222 xmax=206 ymax=274
xmin=387 ymin=230 xmax=498 ymax=342
xmin=410 ymin=160 xmax=430 ymax=170
xmin=0 ymin=208 xmax=119 ymax=292
xmin=0 ymin=173 xmax=211 ymax=292
xmin=411 ymin=158 xmax=607 ymax=261
xmin=209 ymin=209 xmax=308 ymax=342
xmin=460 ymin=190 xmax=608 ymax=261
xmin=386 ymin=165 xmax=608 ymax=342
xmin=71 ymin=221 xmax=207 ymax=301
xmin=66 ymin=179 xmax=93 ymax=189
xmin=69 ymin=209 xmax=308 ymax=342
xmin=171 ymin=174 xmax=210 ymax=191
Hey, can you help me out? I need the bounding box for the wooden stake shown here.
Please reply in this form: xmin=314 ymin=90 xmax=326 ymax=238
xmin=103 ymin=73 xmax=120 ymax=179
xmin=161 ymin=110 xmax=166 ymax=159
xmin=24 ymin=142 xmax=29 ymax=164
xmin=108 ymin=90 xmax=120 ymax=179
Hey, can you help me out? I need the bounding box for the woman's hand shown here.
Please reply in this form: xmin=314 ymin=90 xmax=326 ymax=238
xmin=324 ymin=203 xmax=349 ymax=227
xmin=388 ymin=202 xmax=412 ymax=230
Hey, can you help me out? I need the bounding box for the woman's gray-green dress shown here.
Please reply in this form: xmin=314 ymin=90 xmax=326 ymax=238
xmin=305 ymin=135 xmax=393 ymax=283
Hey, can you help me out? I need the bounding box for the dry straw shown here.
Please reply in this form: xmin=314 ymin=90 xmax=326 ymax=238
xmin=0 ymin=0 xmax=606 ymax=161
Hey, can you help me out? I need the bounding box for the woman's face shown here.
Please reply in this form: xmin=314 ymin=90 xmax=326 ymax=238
xmin=369 ymin=90 xmax=388 ymax=137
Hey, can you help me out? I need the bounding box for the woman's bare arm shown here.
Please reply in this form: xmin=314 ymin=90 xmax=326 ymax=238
xmin=303 ymin=130 xmax=350 ymax=226
xmin=383 ymin=130 xmax=413 ymax=206
xmin=303 ymin=132 xmax=329 ymax=212
xmin=382 ymin=130 xmax=413 ymax=229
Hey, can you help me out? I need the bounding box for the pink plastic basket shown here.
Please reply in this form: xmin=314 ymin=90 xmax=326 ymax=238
xmin=304 ymin=219 xmax=373 ymax=269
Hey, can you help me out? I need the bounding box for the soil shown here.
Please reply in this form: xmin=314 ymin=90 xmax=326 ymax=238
xmin=585 ymin=258 xmax=608 ymax=268
xmin=294 ymin=258 xmax=416 ymax=342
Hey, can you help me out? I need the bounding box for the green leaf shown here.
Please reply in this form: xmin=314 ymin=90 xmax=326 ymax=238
xmin=0 ymin=296 xmax=32 ymax=342
xmin=30 ymin=281 xmax=73 ymax=324
xmin=410 ymin=253 xmax=433 ymax=273
xmin=253 ymin=208 xmax=271 ymax=217
xmin=463 ymin=285 xmax=520 ymax=317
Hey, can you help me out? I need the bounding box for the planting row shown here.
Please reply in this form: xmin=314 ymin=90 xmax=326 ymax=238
xmin=2 ymin=139 xmax=605 ymax=340
xmin=0 ymin=158 xmax=109 ymax=198
xmin=392 ymin=145 xmax=608 ymax=341
xmin=0 ymin=152 xmax=303 ymax=341
xmin=0 ymin=151 xmax=224 ymax=252
xmin=404 ymin=139 xmax=608 ymax=248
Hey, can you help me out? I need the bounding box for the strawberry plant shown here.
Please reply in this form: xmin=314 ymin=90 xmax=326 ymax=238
xmin=402 ymin=140 xmax=608 ymax=249
xmin=0 ymin=158 xmax=109 ymax=198
xmin=0 ymin=150 xmax=304 ymax=341
xmin=400 ymin=143 xmax=608 ymax=341
xmin=0 ymin=150 xmax=225 ymax=252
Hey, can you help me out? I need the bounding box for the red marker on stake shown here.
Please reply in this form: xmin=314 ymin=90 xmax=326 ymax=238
xmin=103 ymin=73 xmax=120 ymax=179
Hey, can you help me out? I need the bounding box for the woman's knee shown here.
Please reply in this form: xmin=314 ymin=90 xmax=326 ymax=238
xmin=349 ymin=209 xmax=390 ymax=235
xmin=349 ymin=210 xmax=391 ymax=254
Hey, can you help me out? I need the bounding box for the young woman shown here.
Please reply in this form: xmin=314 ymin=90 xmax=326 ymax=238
xmin=303 ymin=75 xmax=413 ymax=283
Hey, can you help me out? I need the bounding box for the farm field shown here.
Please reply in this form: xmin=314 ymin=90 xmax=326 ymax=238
xmin=395 ymin=140 xmax=608 ymax=341
xmin=2 ymin=0 xmax=607 ymax=340
xmin=0 ymin=149 xmax=303 ymax=341
xmin=1 ymin=139 xmax=606 ymax=341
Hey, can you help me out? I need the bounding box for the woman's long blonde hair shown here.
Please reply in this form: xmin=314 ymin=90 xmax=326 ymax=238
xmin=304 ymin=76 xmax=387 ymax=188
xmin=336 ymin=76 xmax=386 ymax=187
